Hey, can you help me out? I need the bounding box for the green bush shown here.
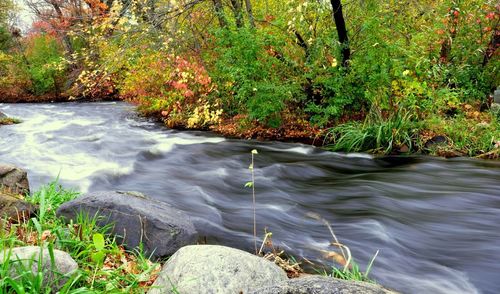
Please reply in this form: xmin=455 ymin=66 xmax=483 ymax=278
xmin=0 ymin=26 xmax=12 ymax=52
xmin=209 ymin=28 xmax=304 ymax=127
xmin=25 ymin=34 xmax=65 ymax=95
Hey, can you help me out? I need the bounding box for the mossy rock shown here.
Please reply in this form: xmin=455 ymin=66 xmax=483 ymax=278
xmin=0 ymin=192 xmax=36 ymax=221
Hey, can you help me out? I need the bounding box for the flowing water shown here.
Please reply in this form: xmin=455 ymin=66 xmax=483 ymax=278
xmin=1 ymin=102 xmax=499 ymax=294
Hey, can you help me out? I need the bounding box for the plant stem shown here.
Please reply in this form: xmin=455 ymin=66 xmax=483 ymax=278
xmin=251 ymin=151 xmax=257 ymax=255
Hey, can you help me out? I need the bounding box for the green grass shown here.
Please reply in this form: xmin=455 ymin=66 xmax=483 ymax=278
xmin=328 ymin=249 xmax=379 ymax=283
xmin=325 ymin=110 xmax=418 ymax=154
xmin=324 ymin=106 xmax=500 ymax=158
xmin=0 ymin=181 xmax=160 ymax=293
xmin=423 ymin=114 xmax=500 ymax=157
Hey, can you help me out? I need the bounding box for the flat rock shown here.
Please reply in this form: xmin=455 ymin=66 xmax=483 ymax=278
xmin=56 ymin=191 xmax=197 ymax=260
xmin=250 ymin=275 xmax=399 ymax=294
xmin=0 ymin=192 xmax=36 ymax=221
xmin=148 ymin=245 xmax=288 ymax=294
xmin=0 ymin=246 xmax=78 ymax=292
xmin=0 ymin=164 xmax=30 ymax=194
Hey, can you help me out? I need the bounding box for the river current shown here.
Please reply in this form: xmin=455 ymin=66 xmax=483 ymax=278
xmin=1 ymin=102 xmax=499 ymax=294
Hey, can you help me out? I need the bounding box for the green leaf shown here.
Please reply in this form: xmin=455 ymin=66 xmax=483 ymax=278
xmin=93 ymin=233 xmax=105 ymax=251
xmin=244 ymin=182 xmax=253 ymax=188
xmin=91 ymin=251 xmax=105 ymax=265
xmin=31 ymin=218 xmax=42 ymax=235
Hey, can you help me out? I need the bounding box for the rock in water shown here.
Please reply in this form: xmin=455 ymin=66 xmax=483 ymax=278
xmin=56 ymin=191 xmax=197 ymax=259
xmin=0 ymin=246 xmax=78 ymax=292
xmin=0 ymin=192 xmax=36 ymax=221
xmin=0 ymin=112 xmax=6 ymax=118
xmin=148 ymin=245 xmax=288 ymax=294
xmin=0 ymin=164 xmax=30 ymax=194
xmin=250 ymin=275 xmax=399 ymax=294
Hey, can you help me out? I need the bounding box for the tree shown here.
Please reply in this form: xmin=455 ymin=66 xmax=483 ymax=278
xmin=230 ymin=0 xmax=244 ymax=28
xmin=244 ymin=0 xmax=255 ymax=28
xmin=0 ymin=0 xmax=15 ymax=51
xmin=212 ymin=0 xmax=227 ymax=28
xmin=0 ymin=0 xmax=14 ymax=25
xmin=330 ymin=0 xmax=350 ymax=67
xmin=482 ymin=16 xmax=499 ymax=67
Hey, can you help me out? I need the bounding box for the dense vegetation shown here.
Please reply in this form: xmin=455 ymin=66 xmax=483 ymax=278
xmin=0 ymin=0 xmax=499 ymax=156
xmin=1 ymin=182 xmax=161 ymax=293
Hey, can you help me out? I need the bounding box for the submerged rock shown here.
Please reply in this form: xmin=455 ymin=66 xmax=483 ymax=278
xmin=0 ymin=164 xmax=30 ymax=194
xmin=0 ymin=192 xmax=36 ymax=221
xmin=56 ymin=191 xmax=197 ymax=259
xmin=0 ymin=111 xmax=6 ymax=118
xmin=0 ymin=246 xmax=78 ymax=292
xmin=250 ymin=275 xmax=399 ymax=294
xmin=149 ymin=245 xmax=288 ymax=294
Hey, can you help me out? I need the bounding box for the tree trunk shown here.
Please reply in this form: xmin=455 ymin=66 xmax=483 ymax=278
xmin=439 ymin=8 xmax=459 ymax=64
xmin=482 ymin=26 xmax=499 ymax=67
xmin=230 ymin=0 xmax=244 ymax=28
xmin=50 ymin=1 xmax=74 ymax=55
xmin=212 ymin=0 xmax=227 ymax=28
xmin=330 ymin=0 xmax=350 ymax=67
xmin=244 ymin=0 xmax=255 ymax=28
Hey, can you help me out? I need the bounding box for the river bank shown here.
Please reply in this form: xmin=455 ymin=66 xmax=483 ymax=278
xmin=1 ymin=98 xmax=499 ymax=159
xmin=19 ymin=98 xmax=500 ymax=159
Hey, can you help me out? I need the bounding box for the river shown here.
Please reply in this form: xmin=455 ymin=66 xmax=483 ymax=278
xmin=1 ymin=102 xmax=499 ymax=294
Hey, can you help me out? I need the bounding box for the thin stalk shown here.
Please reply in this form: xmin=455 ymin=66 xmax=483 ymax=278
xmin=365 ymin=250 xmax=379 ymax=277
xmin=251 ymin=149 xmax=257 ymax=254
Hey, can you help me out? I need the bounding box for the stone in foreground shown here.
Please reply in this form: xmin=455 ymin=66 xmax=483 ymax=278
xmin=0 ymin=164 xmax=30 ymax=194
xmin=0 ymin=191 xmax=36 ymax=220
xmin=56 ymin=191 xmax=197 ymax=259
xmin=148 ymin=245 xmax=288 ymax=294
xmin=250 ymin=275 xmax=399 ymax=294
xmin=0 ymin=246 xmax=78 ymax=292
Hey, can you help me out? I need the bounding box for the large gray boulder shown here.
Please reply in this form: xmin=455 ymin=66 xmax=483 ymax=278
xmin=0 ymin=191 xmax=36 ymax=221
xmin=0 ymin=246 xmax=78 ymax=292
xmin=149 ymin=245 xmax=288 ymax=294
xmin=250 ymin=276 xmax=399 ymax=294
xmin=56 ymin=191 xmax=197 ymax=260
xmin=0 ymin=164 xmax=30 ymax=194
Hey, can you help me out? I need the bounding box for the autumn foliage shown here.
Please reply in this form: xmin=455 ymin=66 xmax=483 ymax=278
xmin=0 ymin=0 xmax=499 ymax=153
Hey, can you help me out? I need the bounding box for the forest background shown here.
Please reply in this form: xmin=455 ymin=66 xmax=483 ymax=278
xmin=0 ymin=0 xmax=499 ymax=157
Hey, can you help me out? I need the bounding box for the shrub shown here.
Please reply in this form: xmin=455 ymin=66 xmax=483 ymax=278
xmin=24 ymin=34 xmax=66 ymax=95
xmin=209 ymin=28 xmax=305 ymax=127
xmin=120 ymin=51 xmax=219 ymax=128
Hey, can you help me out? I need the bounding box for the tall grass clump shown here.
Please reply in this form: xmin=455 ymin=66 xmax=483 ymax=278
xmin=325 ymin=109 xmax=418 ymax=154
